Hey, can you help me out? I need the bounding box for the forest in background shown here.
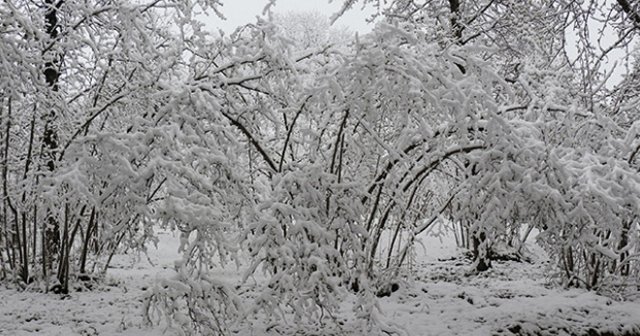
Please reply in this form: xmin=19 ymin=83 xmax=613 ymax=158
xmin=1 ymin=0 xmax=639 ymax=334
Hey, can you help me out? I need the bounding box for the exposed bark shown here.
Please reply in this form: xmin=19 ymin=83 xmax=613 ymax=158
xmin=79 ymin=207 xmax=96 ymax=274
xmin=221 ymin=111 xmax=277 ymax=173
xmin=278 ymin=96 xmax=311 ymax=172
xmin=449 ymin=0 xmax=463 ymax=41
xmin=617 ymin=0 xmax=640 ymax=26
xmin=618 ymin=220 xmax=631 ymax=276
xmin=448 ymin=0 xmax=466 ymax=73
xmin=42 ymin=0 xmax=63 ymax=276
xmin=472 ymin=230 xmax=491 ymax=272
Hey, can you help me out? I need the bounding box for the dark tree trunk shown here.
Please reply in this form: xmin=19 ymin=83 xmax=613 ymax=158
xmin=472 ymin=230 xmax=491 ymax=272
xmin=448 ymin=0 xmax=466 ymax=74
xmin=618 ymin=220 xmax=631 ymax=277
xmin=79 ymin=207 xmax=96 ymax=274
xmin=42 ymin=0 xmax=63 ymax=276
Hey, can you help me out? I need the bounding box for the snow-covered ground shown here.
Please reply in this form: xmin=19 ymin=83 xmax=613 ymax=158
xmin=1 ymin=230 xmax=639 ymax=335
xmin=0 ymin=231 xmax=180 ymax=336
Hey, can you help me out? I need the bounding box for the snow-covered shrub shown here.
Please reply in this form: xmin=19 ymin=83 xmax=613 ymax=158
xmin=144 ymin=266 xmax=242 ymax=336
xmin=244 ymin=164 xmax=368 ymax=323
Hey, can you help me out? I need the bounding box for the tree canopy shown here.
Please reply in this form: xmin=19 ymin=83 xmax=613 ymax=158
xmin=1 ymin=0 xmax=639 ymax=334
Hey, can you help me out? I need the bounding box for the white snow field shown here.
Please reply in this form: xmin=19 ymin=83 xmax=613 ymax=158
xmin=1 ymin=229 xmax=639 ymax=336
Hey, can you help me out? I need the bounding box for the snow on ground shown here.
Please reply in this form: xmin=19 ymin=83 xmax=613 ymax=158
xmin=0 ymin=230 xmax=181 ymax=336
xmin=1 ymin=229 xmax=640 ymax=335
xmin=382 ymin=259 xmax=640 ymax=336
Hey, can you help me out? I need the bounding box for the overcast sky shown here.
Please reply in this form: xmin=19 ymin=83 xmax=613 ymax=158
xmin=204 ymin=0 xmax=375 ymax=34
xmin=201 ymin=0 xmax=627 ymax=87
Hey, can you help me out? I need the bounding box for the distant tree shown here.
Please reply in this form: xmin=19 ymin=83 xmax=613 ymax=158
xmin=272 ymin=11 xmax=351 ymax=50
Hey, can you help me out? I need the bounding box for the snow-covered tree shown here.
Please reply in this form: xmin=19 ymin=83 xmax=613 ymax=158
xmin=2 ymin=0 xmax=640 ymax=334
xmin=148 ymin=0 xmax=640 ymax=332
xmin=0 ymin=0 xmax=234 ymax=294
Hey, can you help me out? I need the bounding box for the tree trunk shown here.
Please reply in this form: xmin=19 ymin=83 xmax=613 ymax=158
xmin=79 ymin=207 xmax=96 ymax=274
xmin=42 ymin=0 xmax=63 ymax=276
xmin=472 ymin=230 xmax=491 ymax=272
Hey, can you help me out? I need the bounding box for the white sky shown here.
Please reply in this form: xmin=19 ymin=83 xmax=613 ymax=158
xmin=203 ymin=0 xmax=375 ymax=34
xmin=563 ymin=4 xmax=630 ymax=88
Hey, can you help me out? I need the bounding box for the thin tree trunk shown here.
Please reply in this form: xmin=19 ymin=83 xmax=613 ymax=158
xmin=619 ymin=220 xmax=630 ymax=276
xmin=14 ymin=213 xmax=23 ymax=281
xmin=0 ymin=100 xmax=5 ymax=276
xmin=22 ymin=108 xmax=38 ymax=269
xmin=42 ymin=217 xmax=47 ymax=292
xmin=2 ymin=97 xmax=23 ymax=280
xmin=32 ymin=207 xmax=37 ymax=268
xmin=2 ymin=99 xmax=13 ymax=272
xmin=517 ymin=224 xmax=534 ymax=254
xmin=102 ymin=231 xmax=127 ymax=275
xmin=20 ymin=212 xmax=29 ymax=283
xmin=56 ymin=203 xmax=70 ymax=293
xmin=79 ymin=207 xmax=96 ymax=274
